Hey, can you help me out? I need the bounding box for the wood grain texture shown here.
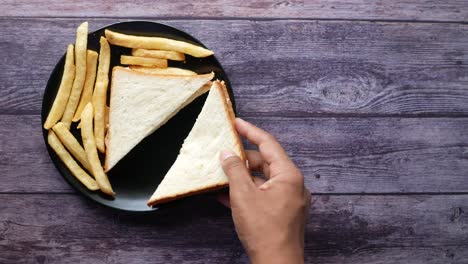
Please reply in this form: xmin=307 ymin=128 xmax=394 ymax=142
xmin=3 ymin=114 xmax=468 ymax=194
xmin=2 ymin=3 xmax=467 ymax=264
xmin=0 ymin=194 xmax=467 ymax=263
xmin=1 ymin=1 xmax=468 ymax=22
xmin=1 ymin=19 xmax=468 ymax=116
xmin=0 ymin=115 xmax=71 ymax=192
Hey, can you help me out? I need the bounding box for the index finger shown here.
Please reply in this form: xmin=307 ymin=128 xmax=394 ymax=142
xmin=235 ymin=118 xmax=289 ymax=165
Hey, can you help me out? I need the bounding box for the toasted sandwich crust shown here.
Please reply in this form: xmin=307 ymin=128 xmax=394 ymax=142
xmin=147 ymin=81 xmax=245 ymax=206
xmin=147 ymin=182 xmax=229 ymax=205
xmin=217 ymin=81 xmax=247 ymax=162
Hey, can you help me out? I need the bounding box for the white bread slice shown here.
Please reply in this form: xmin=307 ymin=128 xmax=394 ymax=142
xmin=105 ymin=67 xmax=214 ymax=172
xmin=147 ymin=81 xmax=246 ymax=206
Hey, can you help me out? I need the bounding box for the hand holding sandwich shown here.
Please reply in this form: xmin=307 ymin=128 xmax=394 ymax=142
xmin=219 ymin=118 xmax=311 ymax=264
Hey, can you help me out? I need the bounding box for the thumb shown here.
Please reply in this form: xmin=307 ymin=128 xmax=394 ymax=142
xmin=220 ymin=150 xmax=254 ymax=193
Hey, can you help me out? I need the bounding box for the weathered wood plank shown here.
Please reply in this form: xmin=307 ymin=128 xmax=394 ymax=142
xmin=0 ymin=194 xmax=466 ymax=263
xmin=3 ymin=114 xmax=468 ymax=193
xmin=1 ymin=1 xmax=468 ymax=22
xmin=0 ymin=115 xmax=71 ymax=193
xmin=252 ymin=116 xmax=468 ymax=194
xmin=1 ymin=19 xmax=468 ymax=116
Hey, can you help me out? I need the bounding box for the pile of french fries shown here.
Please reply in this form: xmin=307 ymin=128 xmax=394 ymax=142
xmin=43 ymin=22 xmax=213 ymax=197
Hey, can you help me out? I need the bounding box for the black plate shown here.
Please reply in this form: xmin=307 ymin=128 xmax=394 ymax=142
xmin=41 ymin=21 xmax=234 ymax=212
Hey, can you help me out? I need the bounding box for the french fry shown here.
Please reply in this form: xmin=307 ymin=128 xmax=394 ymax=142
xmin=52 ymin=122 xmax=91 ymax=172
xmin=129 ymin=65 xmax=197 ymax=76
xmin=132 ymin=49 xmax=185 ymax=61
xmin=43 ymin=44 xmax=75 ymax=129
xmin=120 ymin=55 xmax=168 ymax=68
xmin=61 ymin=21 xmax=88 ymax=128
xmin=81 ymin=103 xmax=115 ymax=196
xmin=48 ymin=130 xmax=99 ymax=191
xmin=105 ymin=29 xmax=213 ymax=58
xmin=92 ymin=37 xmax=111 ymax=153
xmin=73 ymin=50 xmax=98 ymax=122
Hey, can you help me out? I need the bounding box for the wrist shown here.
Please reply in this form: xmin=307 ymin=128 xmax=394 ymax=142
xmin=249 ymin=243 xmax=304 ymax=264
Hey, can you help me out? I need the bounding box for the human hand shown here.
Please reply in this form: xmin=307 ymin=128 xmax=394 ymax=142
xmin=219 ymin=118 xmax=311 ymax=264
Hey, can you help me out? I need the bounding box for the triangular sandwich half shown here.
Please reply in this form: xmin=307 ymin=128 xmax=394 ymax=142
xmin=105 ymin=67 xmax=214 ymax=171
xmin=147 ymin=81 xmax=246 ymax=206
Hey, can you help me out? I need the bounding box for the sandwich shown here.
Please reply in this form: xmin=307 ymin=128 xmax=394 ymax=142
xmin=147 ymin=81 xmax=246 ymax=206
xmin=105 ymin=67 xmax=214 ymax=171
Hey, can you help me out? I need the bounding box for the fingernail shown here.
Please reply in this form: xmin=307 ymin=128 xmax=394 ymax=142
xmin=220 ymin=150 xmax=236 ymax=161
xmin=259 ymin=179 xmax=273 ymax=190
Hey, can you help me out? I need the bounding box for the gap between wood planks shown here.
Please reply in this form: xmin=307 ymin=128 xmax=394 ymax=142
xmin=1 ymin=192 xmax=467 ymax=196
xmin=6 ymin=111 xmax=468 ymax=118
xmin=0 ymin=16 xmax=467 ymax=25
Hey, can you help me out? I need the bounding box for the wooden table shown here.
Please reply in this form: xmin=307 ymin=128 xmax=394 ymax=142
xmin=1 ymin=1 xmax=468 ymax=263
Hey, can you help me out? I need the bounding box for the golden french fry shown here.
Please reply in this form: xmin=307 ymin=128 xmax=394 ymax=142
xmin=120 ymin=55 xmax=168 ymax=68
xmin=77 ymin=121 xmax=81 ymax=129
xmin=81 ymin=103 xmax=115 ymax=196
xmin=129 ymin=65 xmax=197 ymax=76
xmin=132 ymin=49 xmax=185 ymax=61
xmin=48 ymin=130 xmax=99 ymax=191
xmin=73 ymin=50 xmax=98 ymax=122
xmin=105 ymin=29 xmax=213 ymax=58
xmin=43 ymin=44 xmax=75 ymax=129
xmin=61 ymin=21 xmax=88 ymax=128
xmin=52 ymin=122 xmax=91 ymax=171
xmin=92 ymin=37 xmax=111 ymax=153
